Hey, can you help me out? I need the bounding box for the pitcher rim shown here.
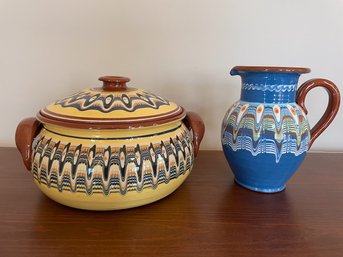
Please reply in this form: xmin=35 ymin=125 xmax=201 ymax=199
xmin=231 ymin=66 xmax=311 ymax=75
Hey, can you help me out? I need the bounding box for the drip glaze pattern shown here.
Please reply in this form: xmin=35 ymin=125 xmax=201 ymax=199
xmin=32 ymin=125 xmax=193 ymax=196
xmin=53 ymin=89 xmax=171 ymax=113
xmin=222 ymin=101 xmax=310 ymax=163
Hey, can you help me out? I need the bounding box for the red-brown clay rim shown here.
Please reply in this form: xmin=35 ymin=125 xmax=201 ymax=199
xmin=231 ymin=66 xmax=311 ymax=74
xmin=40 ymin=108 xmax=181 ymax=121
xmin=36 ymin=107 xmax=186 ymax=129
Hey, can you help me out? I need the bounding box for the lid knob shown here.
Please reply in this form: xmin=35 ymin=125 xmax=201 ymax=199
xmin=99 ymin=76 xmax=130 ymax=91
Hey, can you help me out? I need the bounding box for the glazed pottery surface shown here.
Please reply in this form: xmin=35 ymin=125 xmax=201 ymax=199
xmin=221 ymin=66 xmax=340 ymax=193
xmin=16 ymin=76 xmax=205 ymax=210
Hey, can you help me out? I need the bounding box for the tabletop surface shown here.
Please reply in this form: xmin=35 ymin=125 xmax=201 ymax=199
xmin=0 ymin=147 xmax=343 ymax=257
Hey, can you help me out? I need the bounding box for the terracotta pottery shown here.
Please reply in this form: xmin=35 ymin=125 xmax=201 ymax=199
xmin=221 ymin=66 xmax=340 ymax=193
xmin=16 ymin=76 xmax=205 ymax=210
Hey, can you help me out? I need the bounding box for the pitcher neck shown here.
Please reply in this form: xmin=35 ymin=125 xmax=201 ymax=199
xmin=230 ymin=66 xmax=311 ymax=104
xmin=240 ymin=72 xmax=300 ymax=103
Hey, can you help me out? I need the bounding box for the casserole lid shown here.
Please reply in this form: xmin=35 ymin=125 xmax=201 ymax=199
xmin=37 ymin=76 xmax=185 ymax=129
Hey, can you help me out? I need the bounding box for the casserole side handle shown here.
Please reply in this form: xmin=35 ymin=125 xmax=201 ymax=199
xmin=15 ymin=117 xmax=42 ymax=171
xmin=183 ymin=112 xmax=205 ymax=158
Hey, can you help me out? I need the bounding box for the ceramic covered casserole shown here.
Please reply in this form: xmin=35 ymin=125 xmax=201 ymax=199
xmin=15 ymin=76 xmax=205 ymax=210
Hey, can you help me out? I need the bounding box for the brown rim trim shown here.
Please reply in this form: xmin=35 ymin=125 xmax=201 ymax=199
xmin=41 ymin=107 xmax=182 ymax=121
xmin=231 ymin=66 xmax=311 ymax=74
xmin=36 ymin=108 xmax=186 ymax=129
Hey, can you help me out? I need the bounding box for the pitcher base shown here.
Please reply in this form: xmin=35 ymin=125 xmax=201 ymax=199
xmin=234 ymin=179 xmax=286 ymax=193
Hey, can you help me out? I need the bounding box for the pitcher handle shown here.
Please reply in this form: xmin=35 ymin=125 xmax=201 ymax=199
xmin=296 ymin=79 xmax=340 ymax=149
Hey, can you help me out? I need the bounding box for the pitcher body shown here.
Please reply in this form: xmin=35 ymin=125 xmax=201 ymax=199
xmin=221 ymin=66 xmax=340 ymax=193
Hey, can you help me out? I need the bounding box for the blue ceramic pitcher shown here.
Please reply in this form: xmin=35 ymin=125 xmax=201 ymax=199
xmin=221 ymin=66 xmax=340 ymax=193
